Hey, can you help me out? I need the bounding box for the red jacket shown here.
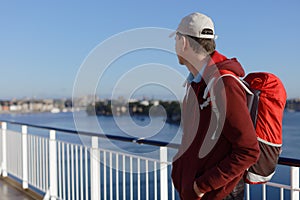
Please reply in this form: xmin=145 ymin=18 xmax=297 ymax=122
xmin=172 ymin=51 xmax=260 ymax=200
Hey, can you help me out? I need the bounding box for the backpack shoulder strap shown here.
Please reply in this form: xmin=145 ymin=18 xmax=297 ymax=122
xmin=201 ymin=71 xmax=254 ymax=110
xmin=219 ymin=74 xmax=254 ymax=96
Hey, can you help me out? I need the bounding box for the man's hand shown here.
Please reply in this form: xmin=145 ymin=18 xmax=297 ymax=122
xmin=193 ymin=181 xmax=205 ymax=198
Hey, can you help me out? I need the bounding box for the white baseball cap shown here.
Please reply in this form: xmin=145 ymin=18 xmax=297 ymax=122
xmin=170 ymin=12 xmax=217 ymax=39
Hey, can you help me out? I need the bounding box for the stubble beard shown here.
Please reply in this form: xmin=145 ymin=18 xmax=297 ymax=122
xmin=177 ymin=55 xmax=186 ymax=66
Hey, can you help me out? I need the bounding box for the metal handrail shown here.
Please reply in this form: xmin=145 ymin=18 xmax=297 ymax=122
xmin=0 ymin=120 xmax=180 ymax=148
xmin=278 ymin=157 xmax=300 ymax=167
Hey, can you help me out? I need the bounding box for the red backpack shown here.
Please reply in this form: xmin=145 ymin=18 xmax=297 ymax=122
xmin=243 ymin=72 xmax=286 ymax=184
xmin=202 ymin=71 xmax=287 ymax=184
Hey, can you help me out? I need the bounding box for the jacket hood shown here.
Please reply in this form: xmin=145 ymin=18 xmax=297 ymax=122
xmin=204 ymin=51 xmax=245 ymax=78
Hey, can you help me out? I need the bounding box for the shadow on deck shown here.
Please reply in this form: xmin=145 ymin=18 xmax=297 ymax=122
xmin=0 ymin=177 xmax=42 ymax=200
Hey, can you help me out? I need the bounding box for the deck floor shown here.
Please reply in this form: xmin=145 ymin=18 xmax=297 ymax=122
xmin=0 ymin=178 xmax=35 ymax=200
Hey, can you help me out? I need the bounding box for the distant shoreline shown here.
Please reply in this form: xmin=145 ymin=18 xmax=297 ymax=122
xmin=1 ymin=98 xmax=299 ymax=118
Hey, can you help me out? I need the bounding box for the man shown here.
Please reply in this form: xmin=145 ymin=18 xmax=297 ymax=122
xmin=171 ymin=12 xmax=260 ymax=200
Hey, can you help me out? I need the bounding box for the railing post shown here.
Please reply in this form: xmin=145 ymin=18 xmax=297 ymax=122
xmin=1 ymin=122 xmax=7 ymax=177
xmin=91 ymin=136 xmax=100 ymax=200
xmin=246 ymin=184 xmax=250 ymax=200
xmin=22 ymin=125 xmax=28 ymax=189
xmin=291 ymin=166 xmax=299 ymax=200
xmin=160 ymin=146 xmax=168 ymax=200
xmin=49 ymin=130 xmax=58 ymax=200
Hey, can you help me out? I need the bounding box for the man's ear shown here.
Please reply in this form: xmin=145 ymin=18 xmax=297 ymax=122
xmin=181 ymin=36 xmax=189 ymax=52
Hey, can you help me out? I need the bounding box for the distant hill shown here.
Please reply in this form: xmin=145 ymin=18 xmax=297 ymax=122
xmin=86 ymin=100 xmax=181 ymax=125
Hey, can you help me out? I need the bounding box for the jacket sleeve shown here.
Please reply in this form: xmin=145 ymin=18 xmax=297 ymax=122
xmin=195 ymin=77 xmax=260 ymax=193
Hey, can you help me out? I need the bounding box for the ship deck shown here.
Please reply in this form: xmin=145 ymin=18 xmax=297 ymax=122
xmin=0 ymin=177 xmax=38 ymax=200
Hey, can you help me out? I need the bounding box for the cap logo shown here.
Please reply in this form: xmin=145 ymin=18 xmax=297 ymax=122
xmin=201 ymin=29 xmax=214 ymax=35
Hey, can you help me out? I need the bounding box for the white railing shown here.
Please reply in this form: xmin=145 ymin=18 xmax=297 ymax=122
xmin=0 ymin=121 xmax=176 ymax=200
xmin=0 ymin=121 xmax=299 ymax=200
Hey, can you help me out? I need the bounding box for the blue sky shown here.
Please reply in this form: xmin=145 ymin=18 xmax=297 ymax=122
xmin=1 ymin=0 xmax=300 ymax=100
